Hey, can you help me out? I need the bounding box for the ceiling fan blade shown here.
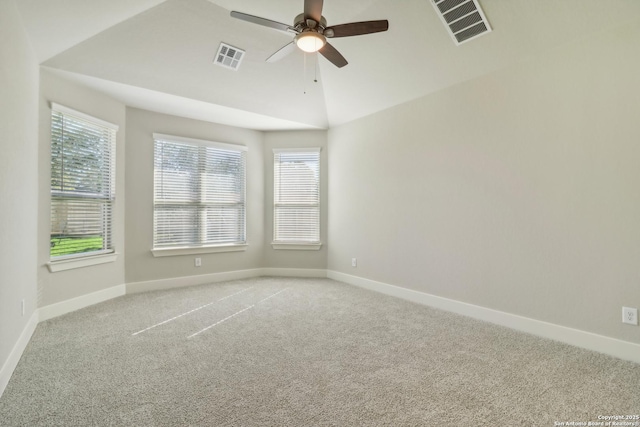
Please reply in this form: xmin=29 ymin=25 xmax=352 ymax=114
xmin=304 ymin=0 xmax=324 ymax=23
xmin=325 ymin=20 xmax=389 ymax=38
xmin=230 ymin=11 xmax=295 ymax=33
xmin=319 ymin=42 xmax=348 ymax=68
xmin=266 ymin=41 xmax=297 ymax=63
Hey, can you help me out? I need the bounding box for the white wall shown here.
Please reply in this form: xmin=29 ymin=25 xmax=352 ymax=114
xmin=37 ymin=69 xmax=127 ymax=306
xmin=263 ymin=131 xmax=328 ymax=270
xmin=328 ymin=20 xmax=640 ymax=344
xmin=124 ymin=108 xmax=264 ymax=284
xmin=0 ymin=0 xmax=39 ymax=380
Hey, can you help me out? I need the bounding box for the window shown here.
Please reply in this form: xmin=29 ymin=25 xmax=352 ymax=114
xmin=153 ymin=134 xmax=247 ymax=254
xmin=273 ymin=148 xmax=321 ymax=249
xmin=50 ymin=104 xmax=117 ymax=262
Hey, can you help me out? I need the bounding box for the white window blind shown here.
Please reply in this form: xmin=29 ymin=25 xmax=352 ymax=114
xmin=50 ymin=104 xmax=117 ymax=260
xmin=273 ymin=148 xmax=320 ymax=243
xmin=153 ymin=134 xmax=247 ymax=249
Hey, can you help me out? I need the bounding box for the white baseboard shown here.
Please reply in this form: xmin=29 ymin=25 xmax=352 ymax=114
xmin=327 ymin=270 xmax=640 ymax=365
xmin=126 ymin=269 xmax=265 ymax=294
xmin=0 ymin=311 xmax=39 ymax=398
xmin=39 ymin=284 xmax=126 ymax=321
xmin=262 ymin=268 xmax=327 ymax=278
xmin=126 ymin=268 xmax=329 ymax=294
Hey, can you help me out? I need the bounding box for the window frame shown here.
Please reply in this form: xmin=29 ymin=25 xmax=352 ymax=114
xmin=151 ymin=133 xmax=248 ymax=257
xmin=272 ymin=147 xmax=322 ymax=251
xmin=47 ymin=103 xmax=119 ymax=272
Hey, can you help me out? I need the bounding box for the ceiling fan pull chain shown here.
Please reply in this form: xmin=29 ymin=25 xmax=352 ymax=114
xmin=303 ymin=52 xmax=308 ymax=94
xmin=314 ymin=52 xmax=318 ymax=83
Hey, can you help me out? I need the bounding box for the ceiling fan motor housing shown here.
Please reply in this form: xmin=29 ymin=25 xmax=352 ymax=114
xmin=294 ymin=13 xmax=327 ymax=33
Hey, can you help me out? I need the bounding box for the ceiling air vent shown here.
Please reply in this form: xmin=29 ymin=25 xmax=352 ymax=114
xmin=431 ymin=0 xmax=491 ymax=45
xmin=214 ymin=43 xmax=245 ymax=71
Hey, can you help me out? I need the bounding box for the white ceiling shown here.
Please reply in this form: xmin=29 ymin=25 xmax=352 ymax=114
xmin=16 ymin=0 xmax=640 ymax=130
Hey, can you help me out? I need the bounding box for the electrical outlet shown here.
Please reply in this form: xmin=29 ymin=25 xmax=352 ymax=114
xmin=195 ymin=257 xmax=202 ymax=267
xmin=622 ymin=307 xmax=638 ymax=325
xmin=351 ymin=258 xmax=357 ymax=267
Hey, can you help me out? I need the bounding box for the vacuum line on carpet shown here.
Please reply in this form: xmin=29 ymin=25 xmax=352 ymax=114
xmin=256 ymin=288 xmax=289 ymax=304
xmin=187 ymin=305 xmax=256 ymax=338
xmin=132 ymin=287 xmax=254 ymax=336
xmin=186 ymin=288 xmax=290 ymax=338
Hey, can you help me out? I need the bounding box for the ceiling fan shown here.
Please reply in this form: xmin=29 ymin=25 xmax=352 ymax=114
xmin=230 ymin=0 xmax=389 ymax=68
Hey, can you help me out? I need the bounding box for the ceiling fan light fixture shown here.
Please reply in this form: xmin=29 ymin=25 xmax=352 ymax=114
xmin=295 ymin=31 xmax=326 ymax=53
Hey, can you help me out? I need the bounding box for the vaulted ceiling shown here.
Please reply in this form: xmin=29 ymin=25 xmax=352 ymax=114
xmin=16 ymin=0 xmax=640 ymax=130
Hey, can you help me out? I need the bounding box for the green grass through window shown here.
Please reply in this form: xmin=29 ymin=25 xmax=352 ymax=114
xmin=50 ymin=236 xmax=104 ymax=257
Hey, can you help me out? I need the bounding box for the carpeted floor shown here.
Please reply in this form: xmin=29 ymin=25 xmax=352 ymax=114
xmin=1 ymin=277 xmax=638 ymax=426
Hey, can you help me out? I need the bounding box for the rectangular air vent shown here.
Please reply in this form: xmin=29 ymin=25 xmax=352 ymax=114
xmin=431 ymin=0 xmax=491 ymax=45
xmin=214 ymin=43 xmax=245 ymax=71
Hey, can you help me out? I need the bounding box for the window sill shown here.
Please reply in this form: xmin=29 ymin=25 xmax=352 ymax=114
xmin=47 ymin=252 xmax=118 ymax=273
xmin=151 ymin=244 xmax=248 ymax=257
xmin=271 ymin=242 xmax=322 ymax=251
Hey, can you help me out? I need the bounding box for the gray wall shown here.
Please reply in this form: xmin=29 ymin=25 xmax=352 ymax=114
xmin=327 ymin=21 xmax=640 ymax=344
xmin=124 ymin=108 xmax=265 ymax=284
xmin=0 ymin=0 xmax=39 ymax=370
xmin=37 ymin=70 xmax=127 ymax=306
xmin=263 ymin=131 xmax=328 ymax=270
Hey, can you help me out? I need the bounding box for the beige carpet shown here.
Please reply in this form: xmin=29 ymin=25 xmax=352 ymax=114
xmin=1 ymin=277 xmax=638 ymax=426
